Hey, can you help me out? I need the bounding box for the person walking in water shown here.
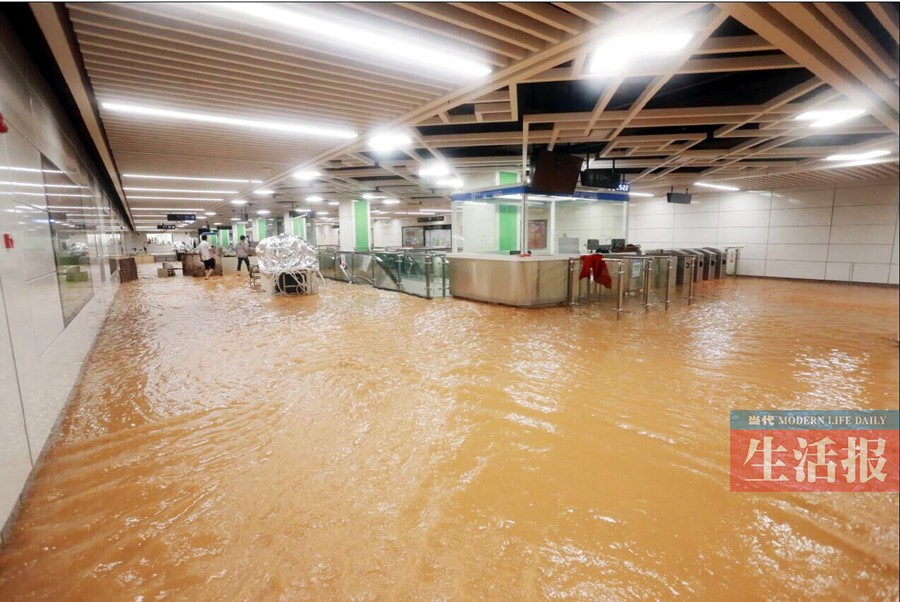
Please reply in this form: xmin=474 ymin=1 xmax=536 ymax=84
xmin=236 ymin=235 xmax=251 ymax=274
xmin=198 ymin=234 xmax=215 ymax=280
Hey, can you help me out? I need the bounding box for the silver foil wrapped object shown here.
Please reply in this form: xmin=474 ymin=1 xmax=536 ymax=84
xmin=256 ymin=233 xmax=319 ymax=273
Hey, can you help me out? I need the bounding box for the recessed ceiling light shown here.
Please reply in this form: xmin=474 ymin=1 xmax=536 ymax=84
xmin=695 ymin=182 xmax=740 ymax=191
xmin=369 ymin=133 xmax=412 ymax=153
xmin=294 ymin=170 xmax=321 ymax=181
xmin=123 ymin=173 xmax=262 ymax=183
xmin=214 ymin=222 xmax=223 ymax=225
xmin=590 ymin=32 xmax=693 ymax=74
xmin=328 ymin=201 xmax=339 ymax=206
xmin=795 ymin=109 xmax=865 ymax=128
xmin=102 ymin=102 xmax=357 ymax=139
xmin=419 ymin=163 xmax=450 ymax=178
xmin=257 ymin=210 xmax=271 ymax=215
xmin=230 ymin=199 xmax=248 ymax=205
xmin=254 ymin=189 xmax=275 ymax=195
xmin=220 ymin=4 xmax=491 ymax=78
xmin=824 ymin=149 xmax=890 ymax=161
xmin=317 ymin=211 xmax=329 ymax=215
xmin=383 ymin=199 xmax=400 ymax=205
xmin=362 ymin=192 xmax=385 ymax=199
xmin=627 ymin=192 xmax=654 ymax=197
xmin=230 ymin=217 xmax=241 ymax=221
xmin=204 ymin=211 xmax=217 ymax=216
xmin=306 ymin=195 xmax=324 ymax=203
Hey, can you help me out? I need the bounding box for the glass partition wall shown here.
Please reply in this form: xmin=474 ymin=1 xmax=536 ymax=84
xmin=451 ymin=195 xmax=627 ymax=255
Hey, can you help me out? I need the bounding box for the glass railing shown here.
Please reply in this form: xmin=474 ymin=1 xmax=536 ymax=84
xmin=316 ymin=248 xmax=449 ymax=299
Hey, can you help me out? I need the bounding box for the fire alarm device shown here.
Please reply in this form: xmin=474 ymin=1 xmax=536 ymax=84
xmin=3 ymin=234 xmax=14 ymax=249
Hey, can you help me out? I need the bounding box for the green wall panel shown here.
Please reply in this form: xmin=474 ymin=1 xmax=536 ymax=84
xmin=499 ymin=204 xmax=518 ymax=251
xmin=354 ymin=199 xmax=369 ymax=251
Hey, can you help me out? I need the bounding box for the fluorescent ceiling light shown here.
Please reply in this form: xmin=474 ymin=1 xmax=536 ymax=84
xmin=795 ymin=109 xmax=865 ymax=128
xmin=254 ymin=189 xmax=275 ymax=195
xmin=383 ymin=199 xmax=400 ymax=205
xmin=294 ymin=170 xmax=321 ymax=181
xmin=317 ymin=211 xmax=329 ymax=215
xmin=130 ymin=207 xmax=205 ymax=211
xmin=419 ymin=163 xmax=450 ymax=178
xmin=590 ymin=32 xmax=693 ymax=74
xmin=220 ymin=3 xmax=491 ymax=78
xmin=214 ymin=222 xmax=223 ymax=225
xmin=435 ymin=178 xmax=464 ymax=188
xmin=204 ymin=211 xmax=217 ymax=216
xmin=695 ymin=182 xmax=740 ymax=191
xmin=257 ymin=210 xmax=271 ymax=215
xmin=824 ymin=149 xmax=890 ymax=161
xmin=328 ymin=201 xmax=339 ymax=206
xmin=230 ymin=217 xmax=241 ymax=221
xmin=306 ymin=195 xmax=324 ymax=203
xmin=124 ymin=187 xmax=237 ymax=194
xmin=230 ymin=199 xmax=248 ymax=205
xmin=369 ymin=133 xmax=412 ymax=153
xmin=127 ymin=196 xmax=223 ymax=201
xmin=123 ymin=173 xmax=262 ymax=183
xmin=0 ymin=166 xmax=64 ymax=174
xmin=103 ymin=102 xmax=357 ymax=139
xmin=628 ymin=192 xmax=654 ymax=198
xmin=362 ymin=192 xmax=385 ymax=199
xmin=821 ymin=157 xmax=897 ymax=169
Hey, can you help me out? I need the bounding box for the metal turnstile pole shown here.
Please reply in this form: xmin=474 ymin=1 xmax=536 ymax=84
xmin=642 ymin=259 xmax=652 ymax=312
xmin=688 ymin=257 xmax=695 ymax=305
xmin=664 ymin=257 xmax=672 ymax=310
xmin=424 ymin=254 xmax=433 ymax=298
xmin=616 ymin=263 xmax=624 ymax=320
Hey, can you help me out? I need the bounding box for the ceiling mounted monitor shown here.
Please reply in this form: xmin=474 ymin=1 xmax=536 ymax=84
xmin=530 ymin=150 xmax=584 ymax=196
xmin=667 ymin=192 xmax=693 ymax=204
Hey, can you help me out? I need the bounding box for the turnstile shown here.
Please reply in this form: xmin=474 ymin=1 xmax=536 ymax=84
xmin=702 ymin=247 xmax=727 ymax=279
xmin=681 ymin=249 xmax=706 ymax=281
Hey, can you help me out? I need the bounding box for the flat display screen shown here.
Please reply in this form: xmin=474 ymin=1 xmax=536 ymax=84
xmin=530 ymin=150 xmax=584 ymax=195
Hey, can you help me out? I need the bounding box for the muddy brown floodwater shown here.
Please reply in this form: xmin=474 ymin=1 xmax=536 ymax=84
xmin=0 ymin=266 xmax=898 ymax=600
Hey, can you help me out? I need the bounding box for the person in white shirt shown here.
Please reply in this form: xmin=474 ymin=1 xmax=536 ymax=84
xmin=197 ymin=234 xmax=215 ymax=280
xmin=236 ymin=235 xmax=251 ymax=274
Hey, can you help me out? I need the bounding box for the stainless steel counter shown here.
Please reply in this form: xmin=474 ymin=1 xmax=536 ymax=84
xmin=448 ymin=253 xmax=572 ymax=307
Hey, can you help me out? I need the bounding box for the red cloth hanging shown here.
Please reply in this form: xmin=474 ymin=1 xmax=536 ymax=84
xmin=579 ymin=254 xmax=612 ymax=289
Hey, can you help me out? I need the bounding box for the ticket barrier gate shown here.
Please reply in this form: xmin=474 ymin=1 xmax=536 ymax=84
xmin=702 ymin=247 xmax=727 ymax=279
xmin=681 ymin=249 xmax=706 ymax=281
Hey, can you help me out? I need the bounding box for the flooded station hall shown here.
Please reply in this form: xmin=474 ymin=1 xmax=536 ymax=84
xmin=0 ymin=2 xmax=898 ymax=601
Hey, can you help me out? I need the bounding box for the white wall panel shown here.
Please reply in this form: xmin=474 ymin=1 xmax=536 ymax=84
xmin=716 ymin=227 xmax=768 ymax=244
xmin=829 ymin=224 xmax=896 ymax=245
xmin=831 ymin=204 xmax=898 ymax=226
xmin=674 ymin=211 xmax=718 ymax=228
xmin=770 ymin=188 xmax=834 ymax=210
xmin=833 ymin=184 xmax=899 ymax=206
xmin=768 ymin=226 xmax=831 ymax=244
xmin=769 ymin=207 xmax=834 ymax=227
xmin=736 ymin=258 xmax=766 ymax=276
xmin=825 ymin=263 xmax=852 ymax=281
xmin=766 ymin=260 xmax=826 ymax=280
xmin=827 ymin=244 xmax=894 ymax=264
xmin=766 ymin=244 xmax=829 ymax=262
xmin=630 ymin=213 xmax=674 ymax=230
xmin=718 ymin=192 xmax=771 ymax=212
xmin=716 ymin=210 xmax=770 ymax=228
xmin=850 ymin=263 xmax=890 ymax=284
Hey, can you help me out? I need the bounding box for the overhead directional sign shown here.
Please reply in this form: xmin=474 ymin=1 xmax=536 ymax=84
xmin=157 ymin=224 xmax=176 ymax=230
xmin=166 ymin=213 xmax=196 ymax=221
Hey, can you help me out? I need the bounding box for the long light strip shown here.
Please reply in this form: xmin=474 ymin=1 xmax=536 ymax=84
xmin=695 ymin=182 xmax=740 ymax=191
xmin=123 ymin=173 xmax=263 ymax=183
xmin=220 ymin=4 xmax=491 ymax=78
xmin=824 ymin=149 xmax=890 ymax=161
xmin=628 ymin=192 xmax=654 ymax=197
xmin=103 ymin=102 xmax=358 ymax=139
xmin=795 ymin=109 xmax=865 ymax=129
xmin=124 ymin=187 xmax=237 ymax=193
xmin=126 ymin=196 xmax=224 ymax=201
xmin=130 ymin=207 xmax=205 ymax=211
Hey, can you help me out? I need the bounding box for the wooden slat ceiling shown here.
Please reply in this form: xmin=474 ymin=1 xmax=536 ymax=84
xmin=63 ymin=2 xmax=899 ymax=226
